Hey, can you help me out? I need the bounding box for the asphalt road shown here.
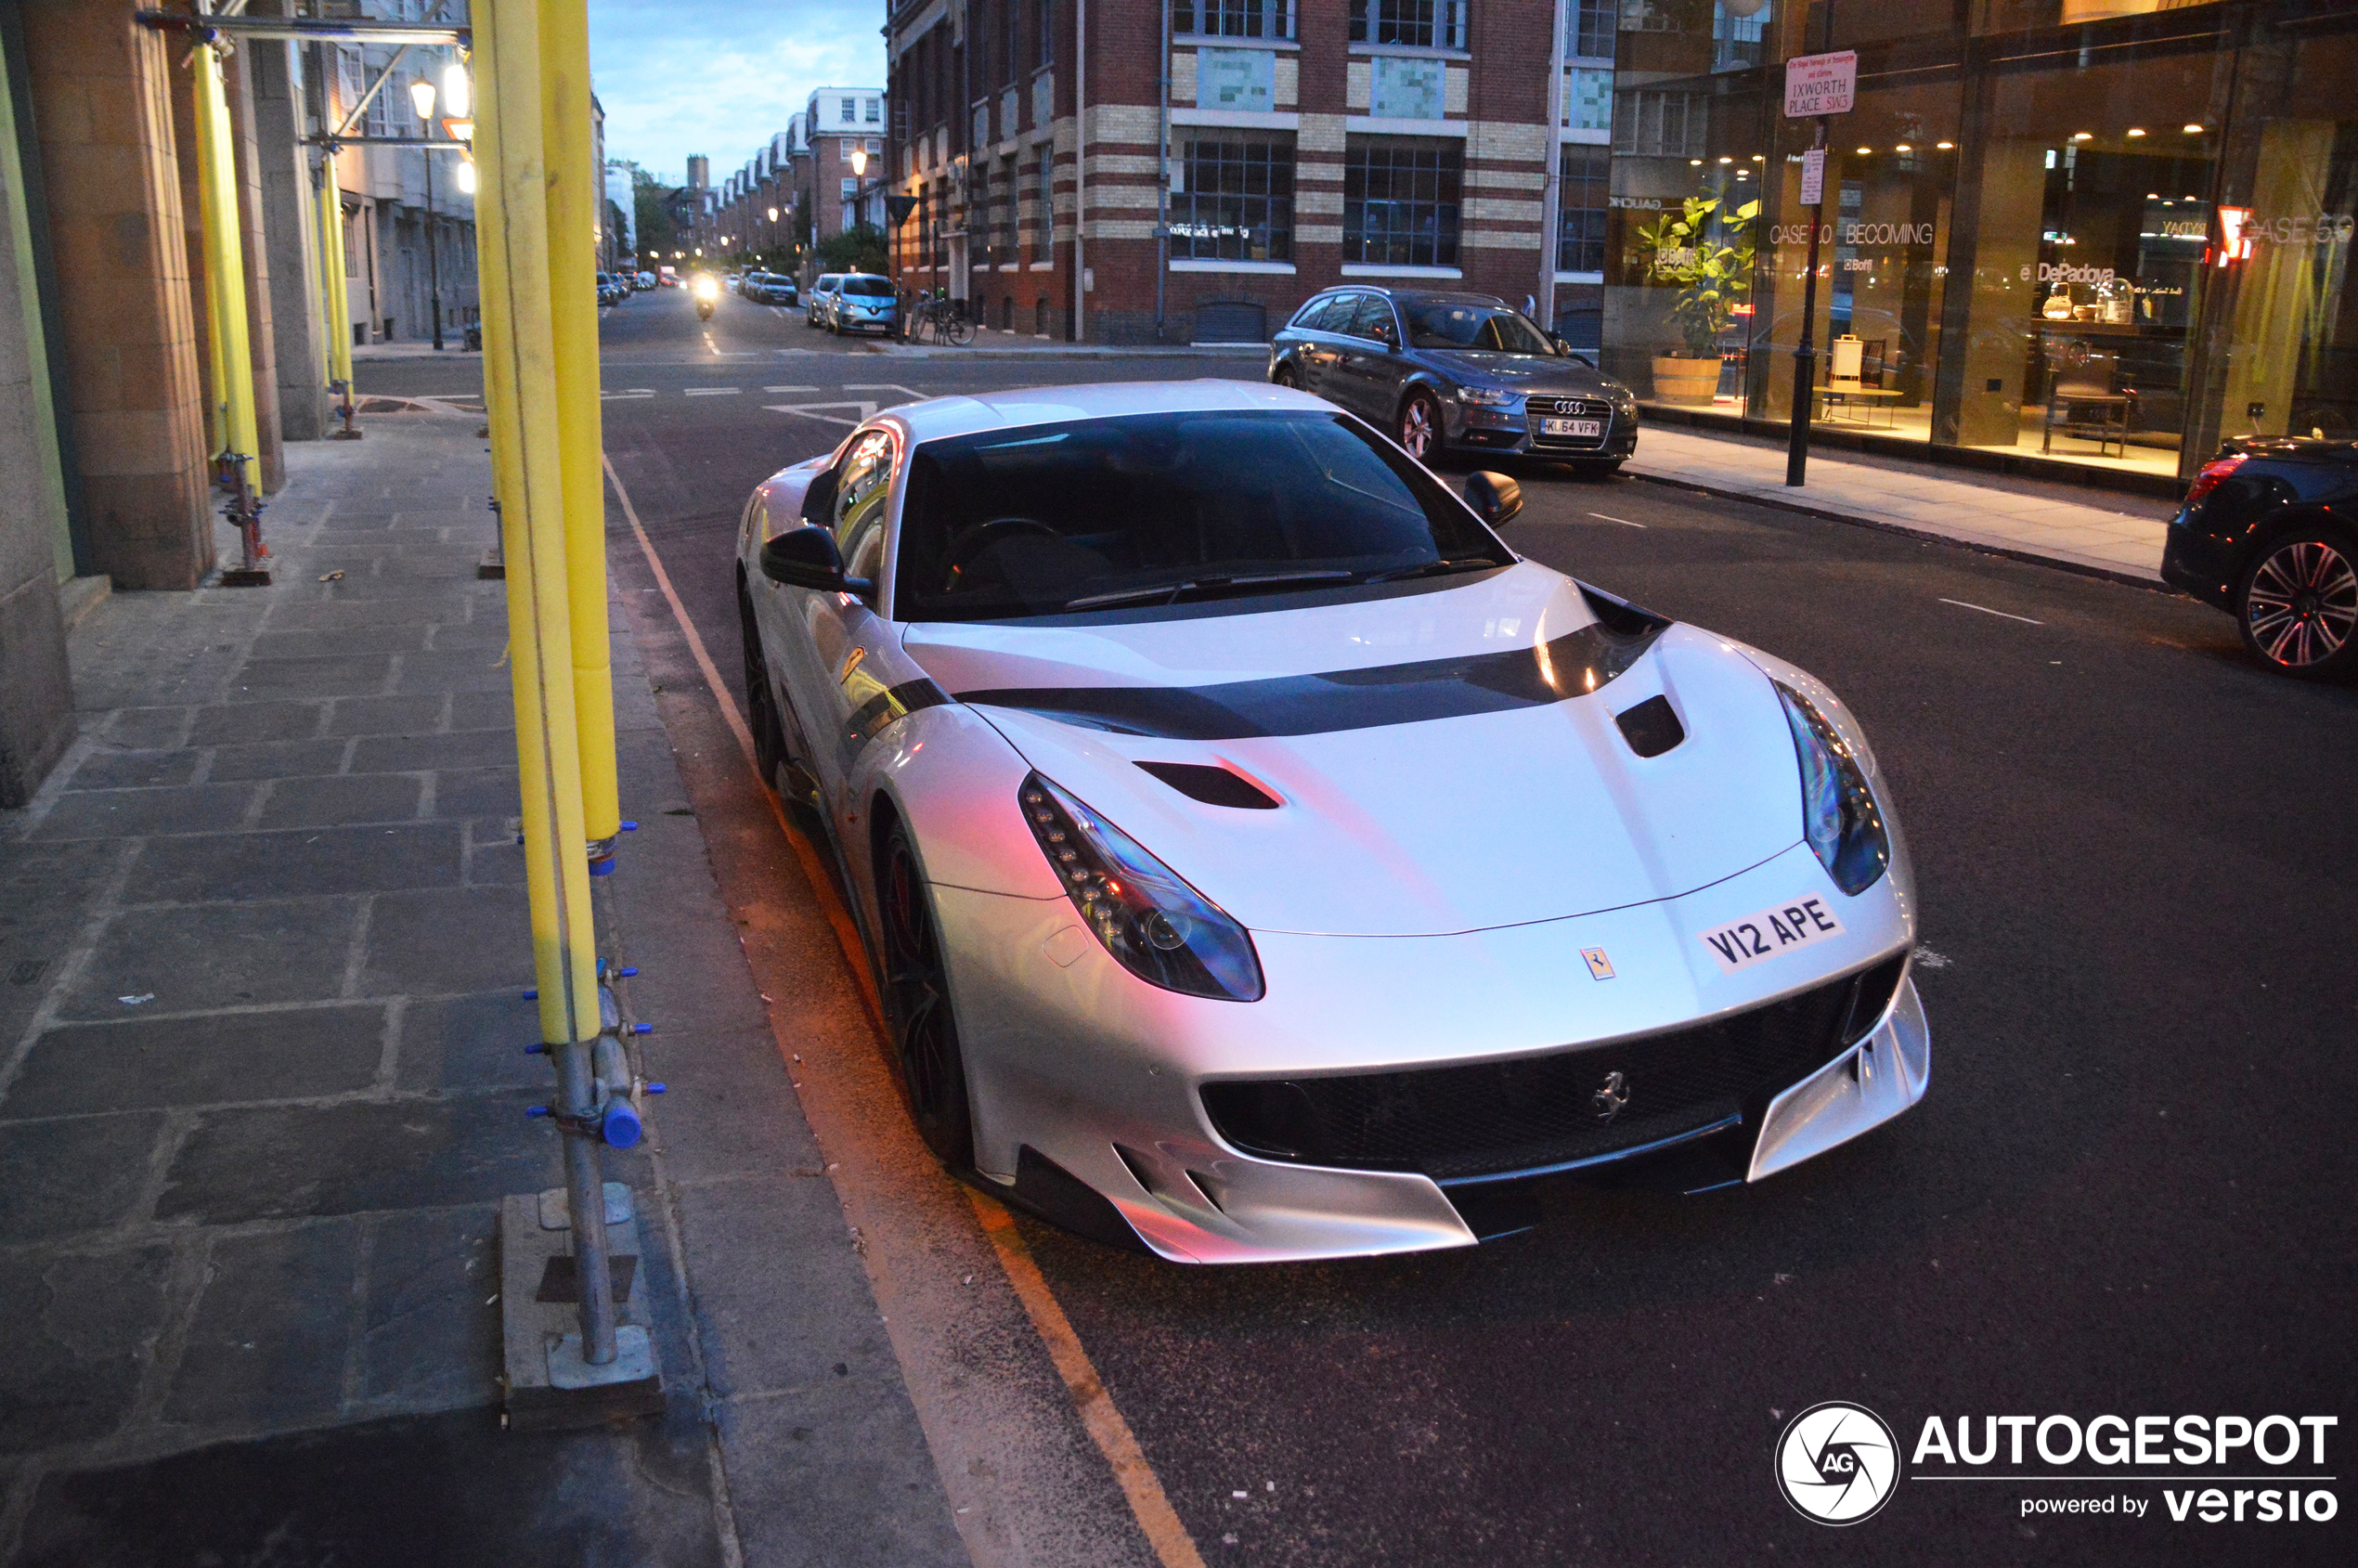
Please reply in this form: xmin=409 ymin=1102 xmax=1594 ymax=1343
xmin=363 ymin=287 xmax=2358 ymax=1566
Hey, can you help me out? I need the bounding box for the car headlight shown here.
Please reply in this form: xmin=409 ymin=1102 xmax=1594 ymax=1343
xmin=1457 ymin=385 xmax=1522 ymax=408
xmin=1774 ymin=682 xmax=1890 ymax=896
xmin=1019 ymin=774 xmax=1263 ymax=1002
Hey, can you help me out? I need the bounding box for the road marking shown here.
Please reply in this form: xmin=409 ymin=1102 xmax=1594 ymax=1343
xmin=762 ymin=384 xmax=820 ymax=394
xmin=683 ymin=386 xmax=741 ymax=396
xmin=601 ymin=389 xmax=655 ymax=400
xmin=969 ymin=1191 xmax=1210 ymax=1568
xmin=842 ymin=382 xmax=927 ymax=402
xmin=608 ymin=448 xmax=1199 ymax=1568
xmin=763 ymin=399 xmax=878 ymax=427
xmin=1587 ymin=512 xmax=1647 ymax=528
xmin=1938 ymin=597 xmax=2044 ymax=625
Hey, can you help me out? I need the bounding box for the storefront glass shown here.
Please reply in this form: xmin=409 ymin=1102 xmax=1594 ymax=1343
xmin=1603 ymin=0 xmax=2358 ymax=486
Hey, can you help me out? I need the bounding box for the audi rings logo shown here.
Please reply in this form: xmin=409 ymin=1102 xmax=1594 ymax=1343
xmin=1776 ymin=1403 xmax=1900 ymax=1524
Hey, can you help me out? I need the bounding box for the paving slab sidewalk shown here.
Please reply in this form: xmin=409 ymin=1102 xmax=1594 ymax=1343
xmin=1626 ymin=422 xmax=2178 ymax=585
xmin=0 ymin=418 xmax=965 ymax=1568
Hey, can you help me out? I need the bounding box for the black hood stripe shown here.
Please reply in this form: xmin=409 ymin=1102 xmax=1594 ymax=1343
xmin=954 ymin=617 xmax=1665 ymax=741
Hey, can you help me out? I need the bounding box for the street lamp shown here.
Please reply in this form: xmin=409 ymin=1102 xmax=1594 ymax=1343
xmin=442 ymin=59 xmax=471 ymax=119
xmin=410 ymin=78 xmax=444 ymax=351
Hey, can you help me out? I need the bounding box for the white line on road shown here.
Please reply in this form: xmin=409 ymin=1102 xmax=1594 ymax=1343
xmin=682 ymin=386 xmax=741 ymax=396
xmin=1939 ymin=597 xmax=2044 ymax=625
xmin=602 ymin=389 xmax=655 ymax=400
xmin=1587 ymin=512 xmax=1647 ymax=528
xmin=841 ymin=382 xmax=926 ymax=401
xmin=761 ymin=384 xmax=820 ymax=394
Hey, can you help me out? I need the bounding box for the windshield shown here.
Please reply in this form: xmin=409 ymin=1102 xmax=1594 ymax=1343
xmin=895 ymin=409 xmax=1512 ymax=623
xmin=1402 ymin=301 xmax=1559 ymax=356
xmin=842 ymin=277 xmax=894 ymax=297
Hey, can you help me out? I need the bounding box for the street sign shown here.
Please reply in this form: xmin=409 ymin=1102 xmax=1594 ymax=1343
xmin=1784 ymin=49 xmax=1857 ymax=118
xmin=1799 ymin=148 xmax=1827 ymax=207
xmin=885 ymin=194 xmax=918 ymax=225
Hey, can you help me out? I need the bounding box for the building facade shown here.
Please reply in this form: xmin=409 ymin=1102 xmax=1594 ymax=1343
xmin=1602 ymin=0 xmax=2358 ymax=487
xmin=886 ymin=2 xmax=1600 ymax=344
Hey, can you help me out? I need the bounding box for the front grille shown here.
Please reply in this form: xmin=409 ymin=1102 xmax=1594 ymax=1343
xmin=1525 ymin=395 xmax=1614 ymax=449
xmin=1201 ymin=954 xmax=1908 ymax=1184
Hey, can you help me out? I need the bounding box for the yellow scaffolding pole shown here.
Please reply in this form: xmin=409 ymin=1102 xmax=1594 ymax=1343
xmin=474 ymin=0 xmax=601 ymax=1056
xmin=539 ymin=0 xmax=618 ymax=849
xmin=317 ymin=159 xmax=355 ymax=395
xmin=191 ymin=36 xmax=259 ymax=503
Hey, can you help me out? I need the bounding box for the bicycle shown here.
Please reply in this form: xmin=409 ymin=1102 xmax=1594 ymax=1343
xmin=908 ymin=291 xmax=974 ymax=347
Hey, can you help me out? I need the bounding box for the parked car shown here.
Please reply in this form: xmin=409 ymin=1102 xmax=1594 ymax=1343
xmin=637 ymin=270 xmax=657 ymax=290
xmin=595 ymin=272 xmax=627 ymax=306
xmin=1270 ymin=289 xmax=1639 ymax=473
xmin=733 ymin=380 xmax=1926 ymax=1261
xmin=2161 ymin=437 xmax=2358 ymax=680
xmin=823 ymin=274 xmax=899 ymax=336
xmin=744 ymin=271 xmax=799 ymax=307
xmin=807 ymin=273 xmax=844 ymax=327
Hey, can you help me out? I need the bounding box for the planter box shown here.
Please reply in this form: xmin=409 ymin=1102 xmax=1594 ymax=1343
xmin=1652 ymin=355 xmax=1724 ymax=403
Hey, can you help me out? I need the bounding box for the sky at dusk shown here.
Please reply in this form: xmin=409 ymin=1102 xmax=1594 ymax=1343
xmin=588 ymin=0 xmax=884 ymax=188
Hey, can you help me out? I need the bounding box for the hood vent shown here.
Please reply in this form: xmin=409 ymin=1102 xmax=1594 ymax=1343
xmin=1135 ymin=761 xmax=1280 ymax=810
xmin=1614 ymin=694 xmax=1686 ymax=758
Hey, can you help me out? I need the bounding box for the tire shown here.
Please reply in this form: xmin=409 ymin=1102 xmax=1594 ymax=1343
xmin=738 ymin=583 xmax=784 ymax=784
xmin=2234 ymin=528 xmax=2358 ymax=680
xmin=878 ymin=823 xmax=974 ymax=1166
xmin=1397 ymin=389 xmax=1441 ymax=463
xmin=1271 ymin=364 xmax=1300 ymax=390
xmin=946 ymin=313 xmax=974 ymax=347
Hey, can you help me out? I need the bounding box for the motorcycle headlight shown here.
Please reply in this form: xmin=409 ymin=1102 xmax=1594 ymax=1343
xmin=1019 ymin=774 xmax=1263 ymax=1002
xmin=1457 ymin=385 xmax=1522 ymax=408
xmin=1774 ymin=682 xmax=1889 ymax=896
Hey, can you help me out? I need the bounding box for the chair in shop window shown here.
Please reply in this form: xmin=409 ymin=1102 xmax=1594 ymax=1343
xmin=2041 ymin=343 xmax=2130 ymax=460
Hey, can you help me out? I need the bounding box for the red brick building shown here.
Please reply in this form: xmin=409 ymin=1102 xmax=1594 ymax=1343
xmin=886 ymin=2 xmax=1598 ymax=345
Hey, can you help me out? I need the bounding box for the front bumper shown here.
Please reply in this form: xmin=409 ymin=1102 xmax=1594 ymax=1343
xmin=1447 ymin=395 xmax=1639 ymax=462
xmin=939 ymin=841 xmax=1925 ymax=1263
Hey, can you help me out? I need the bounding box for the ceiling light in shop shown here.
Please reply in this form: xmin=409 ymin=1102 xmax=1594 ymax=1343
xmin=2072 ymin=132 xmax=2093 ymax=141
xmin=1936 ymin=140 xmax=1954 ymax=149
xmin=2126 ymin=127 xmax=2146 ymax=137
xmin=1858 ymin=146 xmax=1872 ymax=155
xmin=2148 ymin=192 xmax=2161 ymax=200
xmin=2183 ymin=123 xmax=2205 ymax=134
xmin=1896 ymin=143 xmax=1912 ymax=152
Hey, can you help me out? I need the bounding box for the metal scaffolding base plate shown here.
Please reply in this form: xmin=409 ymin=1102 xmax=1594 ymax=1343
xmin=477 ymin=548 xmax=505 ymax=580
xmin=499 ymin=1187 xmax=664 ymax=1432
xmin=219 ymin=568 xmax=273 ymax=588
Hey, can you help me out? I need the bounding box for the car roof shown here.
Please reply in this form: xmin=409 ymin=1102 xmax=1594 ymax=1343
xmin=884 ymin=378 xmax=1329 ymax=447
xmin=1302 ymin=286 xmax=1509 ymax=309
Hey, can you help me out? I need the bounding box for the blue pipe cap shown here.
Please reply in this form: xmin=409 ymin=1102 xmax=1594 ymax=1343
xmin=602 ymin=1100 xmax=643 ymax=1149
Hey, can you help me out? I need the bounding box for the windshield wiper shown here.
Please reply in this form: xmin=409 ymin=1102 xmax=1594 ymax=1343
xmin=1062 ymin=570 xmax=1358 ymax=611
xmin=1357 ymin=557 xmax=1507 ymax=586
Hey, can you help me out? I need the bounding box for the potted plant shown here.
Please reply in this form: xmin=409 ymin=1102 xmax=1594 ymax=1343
xmin=1634 ymin=196 xmax=1757 ymax=403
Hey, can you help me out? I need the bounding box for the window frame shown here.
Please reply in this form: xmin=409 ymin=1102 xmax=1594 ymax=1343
xmin=1347 ymin=0 xmax=1470 ymax=51
xmin=1169 ymin=131 xmax=1297 ymax=264
xmin=1341 ymin=136 xmax=1463 ymax=269
xmin=1174 ymin=0 xmax=1299 ymax=41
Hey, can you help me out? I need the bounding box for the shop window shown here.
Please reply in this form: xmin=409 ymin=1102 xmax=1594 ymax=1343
xmin=1173 ymin=133 xmax=1297 ymax=263
xmin=1345 ymin=137 xmax=1461 ymax=267
xmin=1177 ymin=0 xmax=1298 ymax=39
xmin=1349 ymin=1 xmax=1469 ymax=51
xmin=1615 ymin=89 xmax=1707 ymax=159
xmin=1559 ymin=145 xmax=1611 ymax=273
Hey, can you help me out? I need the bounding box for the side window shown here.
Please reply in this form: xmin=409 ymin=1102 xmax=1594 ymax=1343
xmin=833 ymin=428 xmax=897 ymax=577
xmin=1306 ymin=292 xmax=1359 ymax=333
xmin=1348 ymin=294 xmax=1398 ymax=345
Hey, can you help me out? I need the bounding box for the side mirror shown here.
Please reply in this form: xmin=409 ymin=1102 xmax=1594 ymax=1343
xmin=1464 ymin=471 xmax=1523 ymax=527
xmin=759 ymin=525 xmax=874 ymax=597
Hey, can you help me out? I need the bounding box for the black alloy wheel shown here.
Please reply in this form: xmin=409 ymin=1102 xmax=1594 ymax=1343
xmin=738 ymin=583 xmax=785 ymax=783
xmin=879 ymin=825 xmax=975 ymax=1166
xmin=2235 ymin=530 xmax=2358 ymax=680
xmin=1271 ymin=364 xmax=1299 ymax=390
xmin=1398 ymin=389 xmax=1440 ymax=462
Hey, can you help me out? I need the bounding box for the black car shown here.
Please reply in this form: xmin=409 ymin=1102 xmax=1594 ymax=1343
xmin=1268 ymin=288 xmax=1638 ymax=471
xmin=2161 ymin=438 xmax=2358 ymax=680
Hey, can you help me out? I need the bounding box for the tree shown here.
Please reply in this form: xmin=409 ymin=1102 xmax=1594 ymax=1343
xmin=615 ymin=162 xmax=678 ymax=259
xmin=816 ymin=222 xmax=886 ymax=277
